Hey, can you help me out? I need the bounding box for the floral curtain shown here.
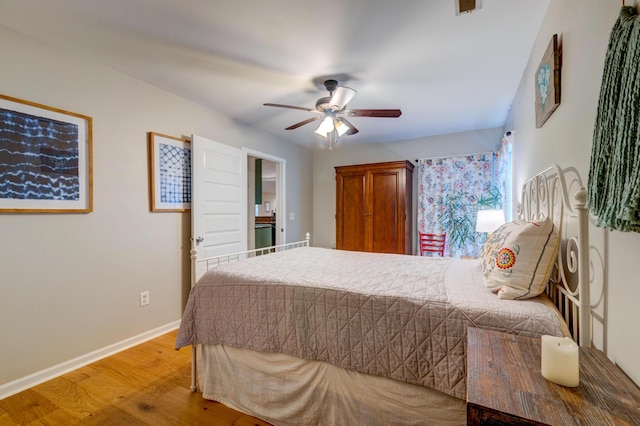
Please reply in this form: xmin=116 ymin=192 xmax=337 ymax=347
xmin=417 ymin=153 xmax=494 ymax=258
xmin=495 ymin=131 xmax=513 ymax=220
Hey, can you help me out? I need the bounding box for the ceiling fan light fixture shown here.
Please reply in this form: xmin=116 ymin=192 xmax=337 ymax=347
xmin=335 ymin=119 xmax=350 ymax=137
xmin=315 ymin=116 xmax=334 ymax=137
xmin=264 ymin=78 xmax=401 ymax=146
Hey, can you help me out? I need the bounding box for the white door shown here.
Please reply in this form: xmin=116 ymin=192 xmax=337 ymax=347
xmin=191 ymin=135 xmax=247 ymax=283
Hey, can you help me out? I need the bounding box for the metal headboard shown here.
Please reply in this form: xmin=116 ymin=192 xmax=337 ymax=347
xmin=518 ymin=164 xmax=591 ymax=347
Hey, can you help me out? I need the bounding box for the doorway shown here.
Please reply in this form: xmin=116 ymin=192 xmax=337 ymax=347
xmin=245 ymin=149 xmax=286 ymax=250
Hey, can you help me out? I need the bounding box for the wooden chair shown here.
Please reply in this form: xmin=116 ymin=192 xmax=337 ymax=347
xmin=418 ymin=232 xmax=446 ymax=257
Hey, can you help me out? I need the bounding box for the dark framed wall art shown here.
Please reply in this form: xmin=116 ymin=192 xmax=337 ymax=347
xmin=0 ymin=94 xmax=93 ymax=213
xmin=148 ymin=132 xmax=191 ymax=212
xmin=535 ymin=34 xmax=561 ymax=128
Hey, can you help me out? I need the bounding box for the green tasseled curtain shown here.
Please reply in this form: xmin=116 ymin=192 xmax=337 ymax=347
xmin=588 ymin=6 xmax=640 ymax=232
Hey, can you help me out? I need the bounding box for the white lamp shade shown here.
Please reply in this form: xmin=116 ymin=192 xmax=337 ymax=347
xmin=314 ymin=116 xmax=334 ymax=137
xmin=476 ymin=209 xmax=506 ymax=233
xmin=335 ymin=120 xmax=350 ymax=136
xmin=330 ymin=86 xmax=357 ymax=110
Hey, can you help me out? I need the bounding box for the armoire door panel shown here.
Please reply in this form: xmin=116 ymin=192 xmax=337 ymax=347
xmin=371 ymin=172 xmax=399 ymax=253
xmin=337 ymin=173 xmax=367 ymax=251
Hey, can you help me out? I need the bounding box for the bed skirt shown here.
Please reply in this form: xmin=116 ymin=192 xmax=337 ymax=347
xmin=197 ymin=344 xmax=466 ymax=426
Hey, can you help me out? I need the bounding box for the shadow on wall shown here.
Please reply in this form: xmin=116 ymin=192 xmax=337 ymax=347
xmin=181 ymin=213 xmax=192 ymax=310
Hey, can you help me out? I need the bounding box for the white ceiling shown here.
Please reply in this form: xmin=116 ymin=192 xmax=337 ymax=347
xmin=0 ymin=0 xmax=549 ymax=150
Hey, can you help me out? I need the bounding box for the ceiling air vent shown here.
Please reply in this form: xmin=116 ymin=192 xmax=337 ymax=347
xmin=456 ymin=0 xmax=483 ymax=15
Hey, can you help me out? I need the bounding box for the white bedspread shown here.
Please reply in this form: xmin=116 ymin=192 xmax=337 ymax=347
xmin=176 ymin=247 xmax=568 ymax=399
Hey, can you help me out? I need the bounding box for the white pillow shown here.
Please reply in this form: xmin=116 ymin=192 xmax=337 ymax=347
xmin=479 ymin=217 xmax=559 ymax=300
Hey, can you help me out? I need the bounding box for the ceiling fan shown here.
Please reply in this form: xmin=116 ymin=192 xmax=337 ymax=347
xmin=264 ymin=79 xmax=402 ymax=149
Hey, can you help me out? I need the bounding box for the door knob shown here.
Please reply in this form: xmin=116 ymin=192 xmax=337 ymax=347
xmin=194 ymin=236 xmax=204 ymax=246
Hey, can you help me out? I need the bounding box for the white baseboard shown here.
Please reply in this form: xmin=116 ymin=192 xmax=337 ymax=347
xmin=0 ymin=320 xmax=181 ymax=400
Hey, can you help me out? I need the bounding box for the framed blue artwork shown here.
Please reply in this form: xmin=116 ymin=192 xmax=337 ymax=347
xmin=0 ymin=94 xmax=93 ymax=213
xmin=535 ymin=34 xmax=561 ymax=128
xmin=148 ymin=132 xmax=191 ymax=212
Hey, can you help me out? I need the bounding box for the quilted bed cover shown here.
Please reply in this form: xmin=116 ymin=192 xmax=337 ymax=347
xmin=175 ymin=247 xmax=568 ymax=399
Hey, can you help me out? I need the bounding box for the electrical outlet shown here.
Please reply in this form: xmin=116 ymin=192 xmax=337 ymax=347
xmin=140 ymin=291 xmax=150 ymax=307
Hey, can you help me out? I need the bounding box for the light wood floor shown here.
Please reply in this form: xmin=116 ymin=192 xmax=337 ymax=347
xmin=0 ymin=330 xmax=272 ymax=425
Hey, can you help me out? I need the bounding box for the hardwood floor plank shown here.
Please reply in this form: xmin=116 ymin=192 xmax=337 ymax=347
xmin=0 ymin=412 xmax=18 ymax=426
xmin=27 ymin=408 xmax=83 ymax=426
xmin=75 ymin=371 xmax=139 ymax=404
xmin=113 ymin=386 xmax=243 ymax=425
xmin=112 ymin=343 xmax=189 ymax=377
xmin=89 ymin=356 xmax=169 ymax=398
xmin=0 ymin=330 xmax=271 ymax=425
xmin=0 ymin=389 xmax=58 ymax=423
xmin=32 ymin=377 xmax=108 ymax=420
xmin=80 ymin=405 xmax=146 ymax=426
xmin=59 ymin=365 xmax=98 ymax=384
xmin=104 ymin=391 xmax=173 ymax=424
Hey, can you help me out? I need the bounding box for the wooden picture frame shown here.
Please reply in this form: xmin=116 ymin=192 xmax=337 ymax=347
xmin=0 ymin=94 xmax=93 ymax=213
xmin=148 ymin=132 xmax=191 ymax=212
xmin=535 ymin=34 xmax=561 ymax=128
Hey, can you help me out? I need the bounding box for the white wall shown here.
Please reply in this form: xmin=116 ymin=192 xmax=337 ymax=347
xmin=0 ymin=25 xmax=313 ymax=390
xmin=506 ymin=0 xmax=640 ymax=385
xmin=312 ymin=127 xmax=504 ymax=250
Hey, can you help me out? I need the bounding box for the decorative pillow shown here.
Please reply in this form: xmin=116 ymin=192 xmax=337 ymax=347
xmin=479 ymin=217 xmax=559 ymax=300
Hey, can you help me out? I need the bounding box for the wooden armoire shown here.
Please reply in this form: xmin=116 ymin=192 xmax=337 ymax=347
xmin=335 ymin=160 xmax=414 ymax=254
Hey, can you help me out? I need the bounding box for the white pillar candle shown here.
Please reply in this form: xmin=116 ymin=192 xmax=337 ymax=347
xmin=540 ymin=335 xmax=579 ymax=387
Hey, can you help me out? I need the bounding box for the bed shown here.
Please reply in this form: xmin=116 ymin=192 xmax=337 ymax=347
xmin=175 ymin=164 xmax=595 ymax=425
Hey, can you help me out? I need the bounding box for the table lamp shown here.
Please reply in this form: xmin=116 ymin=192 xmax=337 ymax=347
xmin=476 ymin=209 xmax=506 ymax=233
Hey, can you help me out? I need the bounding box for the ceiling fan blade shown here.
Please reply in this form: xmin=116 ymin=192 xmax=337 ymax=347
xmin=345 ymin=109 xmax=402 ymax=118
xmin=285 ymin=116 xmax=322 ymax=130
xmin=330 ymin=87 xmax=357 ymax=110
xmin=339 ymin=118 xmax=359 ymax=135
xmin=264 ymin=103 xmax=313 ymax=112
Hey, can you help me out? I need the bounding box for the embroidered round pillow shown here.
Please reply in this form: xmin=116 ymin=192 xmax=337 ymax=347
xmin=479 ymin=217 xmax=559 ymax=300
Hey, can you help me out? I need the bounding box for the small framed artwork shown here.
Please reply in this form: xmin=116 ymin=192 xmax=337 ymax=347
xmin=0 ymin=94 xmax=93 ymax=213
xmin=535 ymin=34 xmax=561 ymax=128
xmin=148 ymin=132 xmax=191 ymax=212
